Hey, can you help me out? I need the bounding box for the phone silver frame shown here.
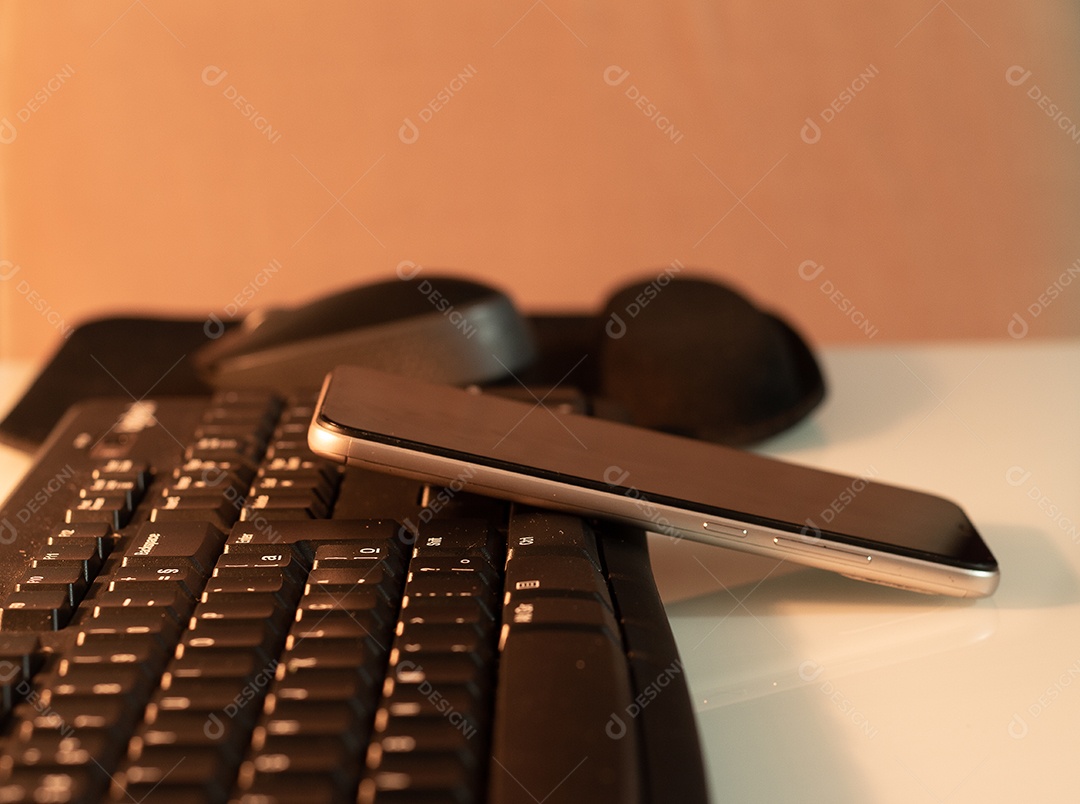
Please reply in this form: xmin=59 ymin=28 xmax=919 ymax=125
xmin=309 ymin=378 xmax=999 ymax=599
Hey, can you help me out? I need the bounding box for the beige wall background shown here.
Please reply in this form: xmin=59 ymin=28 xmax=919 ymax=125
xmin=2 ymin=2 xmax=1079 ymax=364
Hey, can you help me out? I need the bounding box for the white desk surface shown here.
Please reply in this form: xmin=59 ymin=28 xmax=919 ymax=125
xmin=1 ymin=340 xmax=1078 ymax=803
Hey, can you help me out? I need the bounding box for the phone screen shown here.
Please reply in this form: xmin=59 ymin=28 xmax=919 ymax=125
xmin=314 ymin=367 xmax=996 ymax=572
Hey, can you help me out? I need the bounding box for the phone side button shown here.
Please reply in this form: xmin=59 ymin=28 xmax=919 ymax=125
xmin=772 ymin=536 xmax=872 ymax=566
xmin=701 ymin=522 xmax=748 ymax=539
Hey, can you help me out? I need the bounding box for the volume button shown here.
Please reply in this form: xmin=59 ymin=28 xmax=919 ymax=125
xmin=772 ymin=536 xmax=872 ymax=566
xmin=701 ymin=521 xmax=748 ymax=539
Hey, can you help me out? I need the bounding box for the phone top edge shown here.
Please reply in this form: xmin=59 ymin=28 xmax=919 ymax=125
xmin=308 ymin=422 xmax=999 ymax=598
xmin=312 ymin=410 xmax=996 ymax=575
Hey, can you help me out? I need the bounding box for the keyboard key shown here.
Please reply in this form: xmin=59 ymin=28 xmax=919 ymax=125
xmin=225 ymin=518 xmax=405 ymax=560
xmin=261 ymin=698 xmax=367 ymax=740
xmin=508 ymin=511 xmax=603 ymax=569
xmin=0 ymin=589 xmax=74 ymax=631
xmin=122 ymin=521 xmax=227 ymax=575
xmin=117 ymin=743 xmax=236 ymax=800
xmin=149 ymin=494 xmax=241 ymax=532
xmin=9 ymin=725 xmax=121 ymax=769
xmin=64 ymin=492 xmax=136 ymax=529
xmin=48 ymin=661 xmax=156 ymax=699
xmin=31 ymin=540 xmax=104 ymax=583
xmin=139 ymin=707 xmax=249 ymax=752
xmin=106 ymin=563 xmax=205 ymax=597
xmin=411 ymin=519 xmax=501 ymax=563
xmin=91 ymin=586 xmax=195 ymax=621
xmin=361 ymin=752 xmax=477 ymax=802
xmin=19 ymin=693 xmax=138 ymax=735
xmin=270 ymin=666 xmax=377 ymax=705
xmin=504 ymin=553 xmax=614 ymax=609
xmin=0 ymin=767 xmax=105 ymax=804
xmin=288 ymin=609 xmax=385 ymax=642
xmin=248 ymin=732 xmax=355 ymax=776
xmin=47 ymin=522 xmax=114 ymax=559
xmin=390 ymin=653 xmax=485 ymax=688
xmin=489 ymin=627 xmax=640 ymax=803
xmin=91 ymin=459 xmax=152 ymax=488
xmin=14 ymin=564 xmax=88 ymax=607
xmin=68 ymin=633 xmax=171 ymax=674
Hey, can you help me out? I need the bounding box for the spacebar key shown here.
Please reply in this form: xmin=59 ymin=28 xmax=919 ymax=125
xmin=488 ymin=624 xmax=641 ymax=804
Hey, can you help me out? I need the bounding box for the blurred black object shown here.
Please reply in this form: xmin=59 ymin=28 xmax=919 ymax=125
xmin=0 ymin=274 xmax=824 ymax=452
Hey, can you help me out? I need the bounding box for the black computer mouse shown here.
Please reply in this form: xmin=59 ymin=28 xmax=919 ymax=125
xmin=593 ymin=274 xmax=825 ymax=446
xmin=194 ymin=275 xmax=537 ymax=391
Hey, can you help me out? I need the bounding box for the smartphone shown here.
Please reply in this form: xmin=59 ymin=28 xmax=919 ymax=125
xmin=308 ymin=365 xmax=999 ymax=598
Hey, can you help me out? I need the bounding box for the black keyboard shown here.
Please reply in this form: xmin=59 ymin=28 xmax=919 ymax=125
xmin=0 ymin=391 xmax=708 ymax=804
